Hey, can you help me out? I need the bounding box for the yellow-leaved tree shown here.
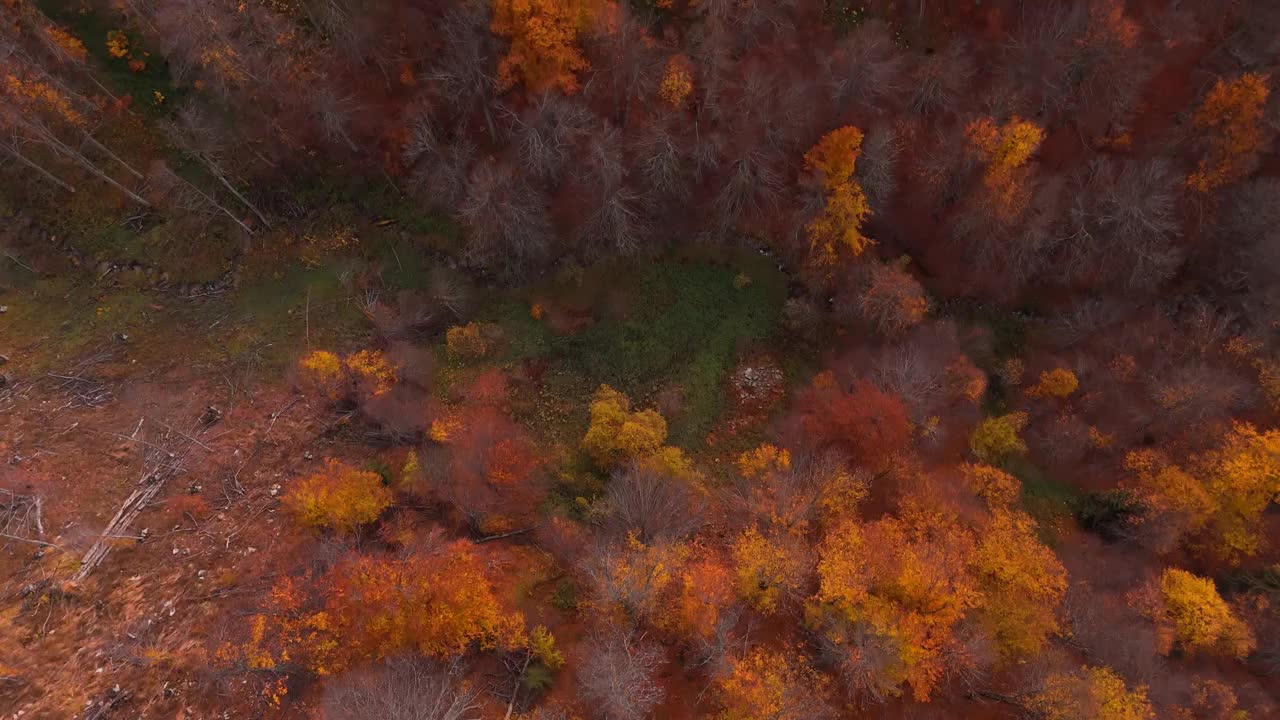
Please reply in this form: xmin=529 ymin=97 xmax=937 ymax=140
xmin=969 ymin=508 xmax=1068 ymax=658
xmin=1028 ymin=666 xmax=1155 ymax=720
xmin=1125 ymin=422 xmax=1280 ymax=560
xmin=803 ymin=126 xmax=873 ymax=267
xmin=582 ymin=385 xmax=695 ymax=476
xmin=1131 ymin=568 xmax=1255 ymax=659
xmin=284 ymin=459 xmax=393 ymax=534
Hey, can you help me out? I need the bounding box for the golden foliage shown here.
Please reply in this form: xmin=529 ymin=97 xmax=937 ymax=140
xmin=345 ymin=349 xmax=396 ymax=397
xmin=283 ymin=459 xmax=393 ymax=534
xmin=105 ymin=30 xmax=130 ymax=59
xmin=297 ymin=350 xmax=347 ymax=401
xmin=658 ymin=55 xmax=694 ymax=107
xmin=1144 ymin=568 xmax=1255 ymax=659
xmin=581 ymin=385 xmax=669 ymax=467
xmin=1186 ymin=73 xmax=1270 ymax=192
xmin=1126 ymin=423 xmax=1280 ymax=560
xmin=969 ymin=412 xmax=1029 ymax=463
xmin=736 ymin=444 xmax=791 ymax=480
xmin=804 ymin=126 xmax=873 ymax=266
xmin=965 ymin=116 xmax=1044 ymax=221
xmin=970 ymin=509 xmax=1067 ymax=658
xmin=731 ymin=527 xmax=806 ymax=614
xmin=1029 ymin=666 xmax=1154 ymax=720
xmin=530 ymin=625 xmax=565 ymax=670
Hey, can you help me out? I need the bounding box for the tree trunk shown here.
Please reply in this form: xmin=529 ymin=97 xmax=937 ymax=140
xmin=209 ymin=164 xmax=270 ymax=228
xmin=4 ymin=145 xmax=76 ymax=193
xmin=80 ymin=132 xmax=145 ymax=179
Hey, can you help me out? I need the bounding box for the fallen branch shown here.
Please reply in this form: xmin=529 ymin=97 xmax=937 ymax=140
xmin=0 ymin=531 xmax=60 ymax=549
xmin=476 ymin=525 xmax=540 ymax=544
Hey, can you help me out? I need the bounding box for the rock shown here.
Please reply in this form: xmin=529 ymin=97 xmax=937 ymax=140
xmin=268 ymin=483 xmax=282 ymax=497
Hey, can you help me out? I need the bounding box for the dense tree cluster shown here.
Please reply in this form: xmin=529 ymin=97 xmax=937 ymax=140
xmin=4 ymin=0 xmax=1280 ymax=718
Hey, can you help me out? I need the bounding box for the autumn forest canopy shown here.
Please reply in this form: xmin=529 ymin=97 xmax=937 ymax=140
xmin=1 ymin=0 xmax=1280 ymax=718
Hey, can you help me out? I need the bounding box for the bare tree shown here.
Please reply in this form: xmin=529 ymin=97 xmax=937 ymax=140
xmin=823 ymin=20 xmax=907 ymax=114
xmin=512 ymin=94 xmax=591 ymax=186
xmin=909 ymin=41 xmax=975 ymax=117
xmin=631 ymin=117 xmax=691 ymax=200
xmin=1056 ymin=157 xmax=1182 ymax=291
xmin=856 ymin=124 xmax=902 ymax=212
xmin=999 ymin=0 xmax=1151 ymax=134
xmin=166 ymin=104 xmax=271 ymax=227
xmin=708 ymin=146 xmax=784 ymax=240
xmin=602 ymin=463 xmax=706 ymax=543
xmin=403 ymin=102 xmax=477 ymax=208
xmin=321 ymin=657 xmax=484 ymax=720
xmin=457 ymin=160 xmax=551 ymax=278
xmin=575 ymin=125 xmax=651 ymax=257
xmin=585 ymin=3 xmax=660 ymax=124
xmin=310 ymin=85 xmax=359 ymax=152
xmin=429 ymin=0 xmax=501 ymax=141
xmin=578 ymin=629 xmax=666 ymax=720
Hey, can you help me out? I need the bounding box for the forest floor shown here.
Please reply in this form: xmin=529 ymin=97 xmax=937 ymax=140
xmin=0 ymin=199 xmax=827 ymax=717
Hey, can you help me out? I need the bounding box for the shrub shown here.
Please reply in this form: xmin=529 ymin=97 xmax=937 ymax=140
xmin=285 ymin=459 xmax=393 ymax=534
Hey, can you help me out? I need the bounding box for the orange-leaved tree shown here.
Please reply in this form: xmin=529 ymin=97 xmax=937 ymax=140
xmin=324 ymin=546 xmax=527 ymax=661
xmin=803 ymin=126 xmax=873 ymax=267
xmin=491 ymin=0 xmax=604 ymax=94
xmin=964 ymin=116 xmax=1044 ymax=222
xmin=421 ymin=373 xmax=545 ymax=534
xmin=962 ymin=463 xmax=1022 ymax=507
xmin=714 ymin=647 xmax=837 ymax=720
xmin=796 ymin=372 xmax=910 ymax=470
xmin=231 ymin=542 xmax=526 ymax=675
xmin=284 ymin=459 xmax=392 ymax=534
xmin=1028 ymin=368 xmax=1079 ymax=399
xmin=657 ymin=552 xmax=735 ymax=641
xmin=1186 ymin=73 xmax=1270 ymax=193
xmin=813 ymin=504 xmax=980 ymax=702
